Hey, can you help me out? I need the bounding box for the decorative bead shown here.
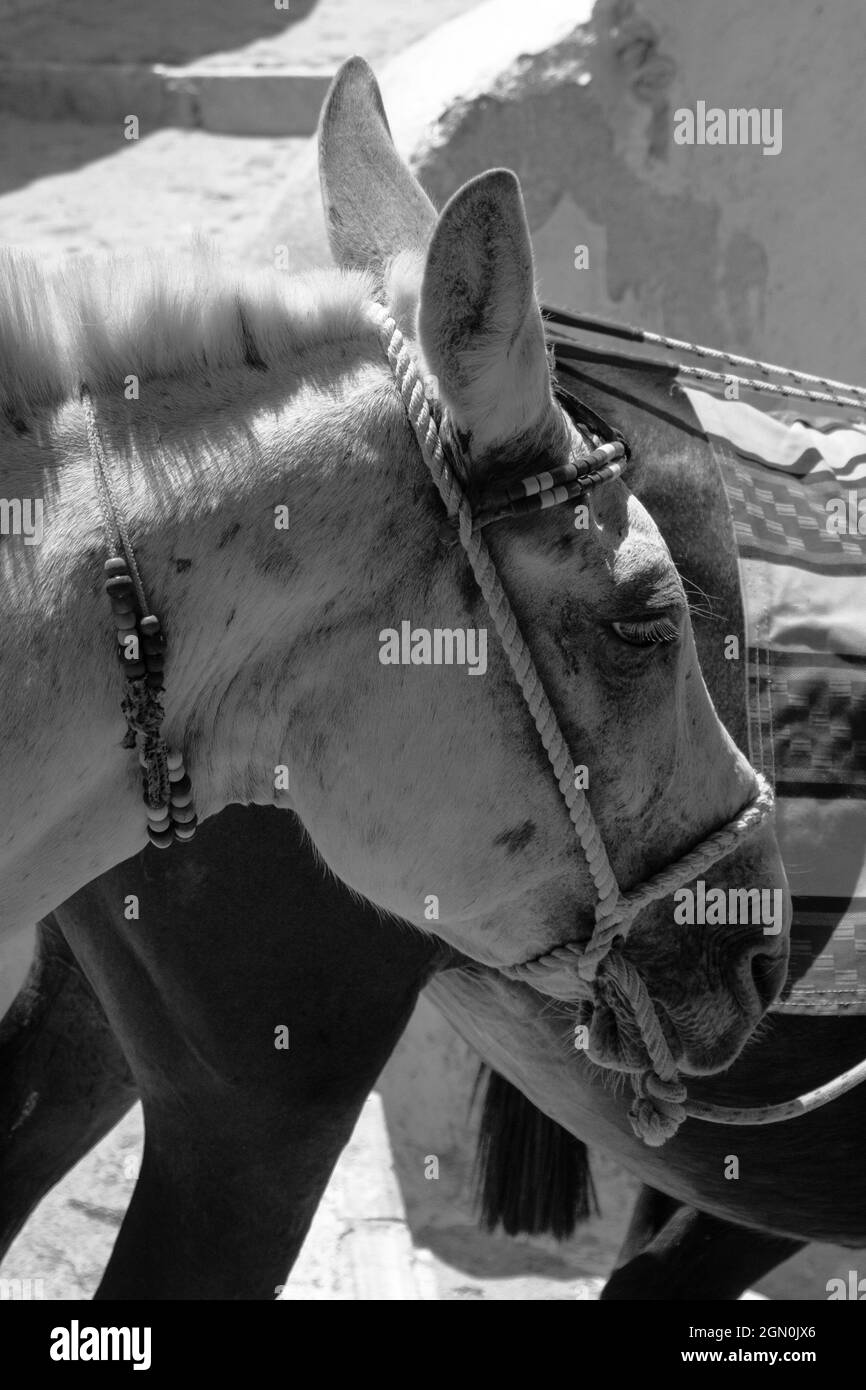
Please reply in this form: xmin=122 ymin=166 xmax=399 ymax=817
xmin=147 ymin=826 xmax=174 ymax=849
xmin=104 ymin=562 xmax=187 ymax=847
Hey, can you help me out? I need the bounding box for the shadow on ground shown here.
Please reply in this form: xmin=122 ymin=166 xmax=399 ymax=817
xmin=0 ymin=118 xmax=126 ymax=200
xmin=0 ymin=0 xmax=320 ymax=194
xmin=0 ymin=0 xmax=320 ymax=67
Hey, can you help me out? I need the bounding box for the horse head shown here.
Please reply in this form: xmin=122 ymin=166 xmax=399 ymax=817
xmin=299 ymin=58 xmax=791 ymax=1095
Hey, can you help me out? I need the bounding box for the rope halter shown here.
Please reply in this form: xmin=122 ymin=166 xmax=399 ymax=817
xmin=373 ymin=303 xmax=775 ymax=1147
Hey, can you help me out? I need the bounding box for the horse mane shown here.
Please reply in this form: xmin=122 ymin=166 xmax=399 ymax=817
xmin=473 ymin=1066 xmax=597 ymax=1239
xmin=0 ymin=242 xmax=379 ymax=418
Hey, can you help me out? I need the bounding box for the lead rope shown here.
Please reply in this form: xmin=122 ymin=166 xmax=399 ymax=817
xmin=373 ymin=305 xmax=774 ymax=1146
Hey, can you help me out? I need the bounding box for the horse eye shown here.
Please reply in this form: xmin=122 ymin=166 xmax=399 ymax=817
xmin=611 ymin=616 xmax=681 ymax=647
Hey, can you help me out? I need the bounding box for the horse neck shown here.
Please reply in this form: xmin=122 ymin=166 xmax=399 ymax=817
xmin=0 ymin=339 xmax=401 ymax=938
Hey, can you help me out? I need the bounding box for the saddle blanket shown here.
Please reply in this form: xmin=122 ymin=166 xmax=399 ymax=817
xmin=683 ymin=387 xmax=866 ymax=1014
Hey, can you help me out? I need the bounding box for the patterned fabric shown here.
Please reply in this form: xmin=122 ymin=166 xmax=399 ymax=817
xmin=683 ymin=388 xmax=866 ymax=1014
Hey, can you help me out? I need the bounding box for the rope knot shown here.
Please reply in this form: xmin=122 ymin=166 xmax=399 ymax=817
xmin=629 ymin=1070 xmax=688 ymax=1146
xmin=577 ymin=929 xmax=626 ymax=983
xmin=121 ymin=678 xmax=170 ymax=809
xmin=121 ymin=677 xmax=164 ymax=737
xmin=576 ymin=895 xmax=635 ymax=982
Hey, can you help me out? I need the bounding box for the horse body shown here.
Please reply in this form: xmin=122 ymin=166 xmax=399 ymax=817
xmin=430 ymin=970 xmax=866 ymax=1247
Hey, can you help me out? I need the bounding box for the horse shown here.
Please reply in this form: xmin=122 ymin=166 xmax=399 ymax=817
xmin=0 ymin=62 xmax=786 ymax=1079
xmin=4 ymin=56 xmax=860 ymax=1298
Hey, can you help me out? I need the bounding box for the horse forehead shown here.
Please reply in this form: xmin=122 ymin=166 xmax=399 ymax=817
xmin=611 ymin=516 xmax=679 ymax=584
xmin=567 ymin=495 xmax=679 ymax=602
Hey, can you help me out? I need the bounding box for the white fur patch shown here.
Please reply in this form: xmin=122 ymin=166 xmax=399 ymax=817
xmin=0 ymin=241 xmax=379 ymax=413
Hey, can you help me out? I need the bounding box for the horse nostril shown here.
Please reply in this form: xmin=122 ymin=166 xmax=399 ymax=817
xmin=749 ymin=951 xmax=786 ymax=1011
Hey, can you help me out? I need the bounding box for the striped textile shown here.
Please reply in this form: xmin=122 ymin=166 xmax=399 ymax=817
xmin=683 ymin=388 xmax=866 ymax=1014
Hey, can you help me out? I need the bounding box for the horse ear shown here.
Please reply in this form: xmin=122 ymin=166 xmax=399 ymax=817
xmin=417 ymin=169 xmax=560 ymax=464
xmin=318 ymin=57 xmax=436 ymax=273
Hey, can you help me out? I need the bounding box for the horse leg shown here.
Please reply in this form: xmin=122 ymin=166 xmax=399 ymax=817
xmin=609 ymin=1184 xmax=680 ymax=1267
xmin=0 ymin=913 xmax=369 ymax=1299
xmin=44 ymin=805 xmax=444 ymax=1300
xmin=601 ymin=1184 xmax=805 ymax=1300
xmin=0 ymin=915 xmax=137 ymax=1262
xmin=93 ymin=947 xmax=432 ymax=1300
xmin=95 ymin=1080 xmax=371 ymax=1300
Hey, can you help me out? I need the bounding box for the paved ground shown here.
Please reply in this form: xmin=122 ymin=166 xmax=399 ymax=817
xmin=5 ymin=1094 xmax=862 ymax=1300
xmin=1 ymin=0 xmax=864 ymax=1302
xmin=0 ymin=114 xmax=307 ymax=258
xmin=0 ymin=0 xmax=479 ymax=69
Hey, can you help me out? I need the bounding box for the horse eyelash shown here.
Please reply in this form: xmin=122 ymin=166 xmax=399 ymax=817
xmin=613 ymin=616 xmax=681 ymax=646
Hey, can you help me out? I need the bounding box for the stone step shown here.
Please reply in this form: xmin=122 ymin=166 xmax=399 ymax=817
xmin=0 ymin=62 xmax=333 ymax=135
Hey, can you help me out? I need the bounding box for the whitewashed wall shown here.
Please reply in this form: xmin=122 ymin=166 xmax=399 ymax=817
xmin=0 ymin=0 xmax=51 ymax=20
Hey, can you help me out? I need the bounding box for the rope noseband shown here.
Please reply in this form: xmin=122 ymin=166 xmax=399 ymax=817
xmin=373 ymin=304 xmax=775 ymax=1147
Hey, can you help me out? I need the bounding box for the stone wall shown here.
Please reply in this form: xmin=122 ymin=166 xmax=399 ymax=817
xmin=255 ymin=0 xmax=866 ymax=384
xmin=0 ymin=0 xmax=51 ymax=22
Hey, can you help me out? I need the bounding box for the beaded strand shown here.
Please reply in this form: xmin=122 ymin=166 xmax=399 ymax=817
xmin=102 ymin=552 xmax=197 ymax=850
xmin=84 ymin=379 xmax=199 ymax=852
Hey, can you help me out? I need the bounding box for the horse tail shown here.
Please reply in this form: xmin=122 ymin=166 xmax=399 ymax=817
xmin=473 ymin=1066 xmax=596 ymax=1238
